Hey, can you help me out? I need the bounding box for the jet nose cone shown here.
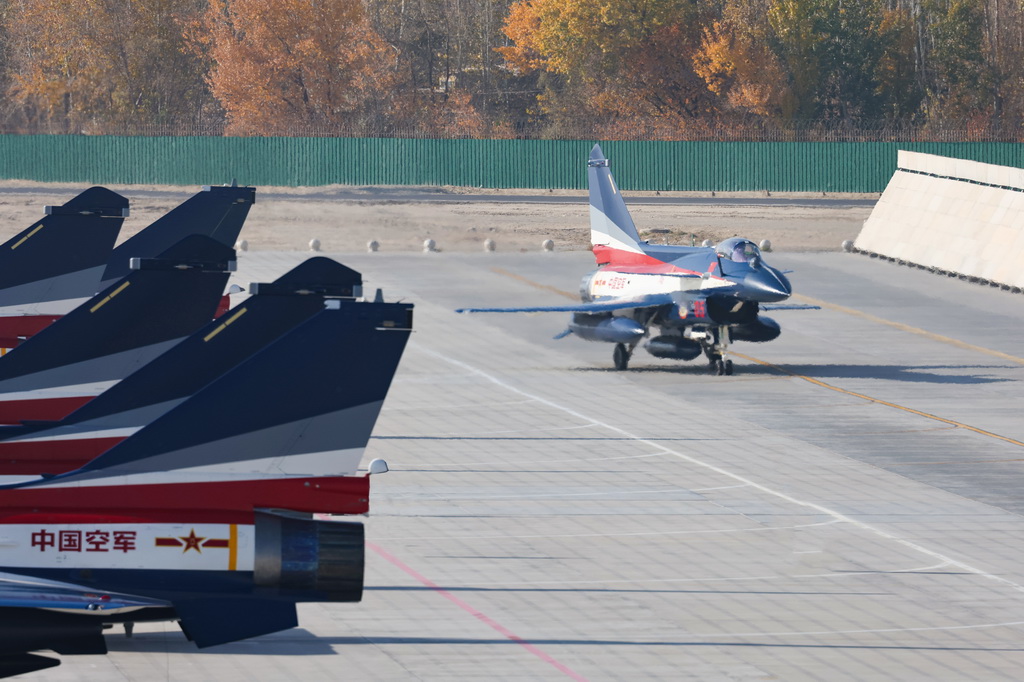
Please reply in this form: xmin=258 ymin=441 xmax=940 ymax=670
xmin=744 ymin=267 xmax=791 ymax=303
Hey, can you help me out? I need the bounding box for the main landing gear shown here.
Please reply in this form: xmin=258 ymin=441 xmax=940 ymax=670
xmin=613 ymin=343 xmax=632 ymax=371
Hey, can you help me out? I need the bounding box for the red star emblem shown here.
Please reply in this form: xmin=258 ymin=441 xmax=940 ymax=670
xmin=179 ymin=529 xmax=206 ymax=554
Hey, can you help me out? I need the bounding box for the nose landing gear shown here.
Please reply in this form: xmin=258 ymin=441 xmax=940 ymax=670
xmin=702 ymin=325 xmax=734 ymax=376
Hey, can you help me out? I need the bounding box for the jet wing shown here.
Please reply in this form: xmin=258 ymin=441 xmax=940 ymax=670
xmin=456 ymin=292 xmax=677 ymax=315
xmin=760 ymin=304 xmax=820 ymax=311
xmin=0 ymin=572 xmax=171 ymax=677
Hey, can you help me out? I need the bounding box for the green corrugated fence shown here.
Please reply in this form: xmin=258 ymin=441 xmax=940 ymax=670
xmin=1 ymin=135 xmax=1023 ymax=191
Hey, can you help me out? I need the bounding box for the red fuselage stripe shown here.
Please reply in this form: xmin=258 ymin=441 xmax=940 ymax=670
xmin=0 ymin=476 xmax=371 ymax=524
xmin=0 ymin=396 xmax=95 ymax=425
xmin=0 ymin=314 xmax=62 ymax=348
xmin=0 ymin=437 xmax=125 ymax=475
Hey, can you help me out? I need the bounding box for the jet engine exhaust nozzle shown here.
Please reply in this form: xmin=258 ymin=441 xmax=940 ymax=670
xmin=254 ymin=510 xmax=364 ymax=602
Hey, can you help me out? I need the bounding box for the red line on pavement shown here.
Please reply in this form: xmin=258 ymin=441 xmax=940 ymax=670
xmin=368 ymin=543 xmax=589 ymax=681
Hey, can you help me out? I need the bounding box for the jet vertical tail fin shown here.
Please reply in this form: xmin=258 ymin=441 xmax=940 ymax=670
xmin=0 ymin=294 xmax=413 ymax=518
xmin=100 ymin=184 xmax=254 ymax=288
xmin=588 ymin=144 xmax=646 ymax=266
xmin=0 ymin=187 xmax=128 ymax=345
xmin=0 ymin=235 xmax=235 ymax=424
xmin=0 ymin=258 xmax=367 ymax=476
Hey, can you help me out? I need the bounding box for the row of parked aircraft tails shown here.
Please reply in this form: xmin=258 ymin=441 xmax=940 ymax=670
xmin=0 ymin=146 xmax=809 ymax=676
xmin=0 ymin=184 xmax=414 ymax=677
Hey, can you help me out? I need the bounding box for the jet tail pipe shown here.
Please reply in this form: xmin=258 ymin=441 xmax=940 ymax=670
xmin=254 ymin=510 xmax=364 ymax=602
xmin=568 ymin=313 xmax=645 ymax=344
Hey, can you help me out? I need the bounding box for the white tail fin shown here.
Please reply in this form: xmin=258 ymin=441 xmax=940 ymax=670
xmin=588 ymin=145 xmax=644 ymax=264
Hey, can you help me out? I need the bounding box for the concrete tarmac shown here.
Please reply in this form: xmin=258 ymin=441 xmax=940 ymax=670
xmin=41 ymin=249 xmax=1024 ymax=681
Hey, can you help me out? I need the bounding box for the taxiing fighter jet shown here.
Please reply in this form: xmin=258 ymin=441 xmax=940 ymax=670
xmin=457 ymin=144 xmax=813 ymax=374
xmin=0 ymin=287 xmax=413 ymax=677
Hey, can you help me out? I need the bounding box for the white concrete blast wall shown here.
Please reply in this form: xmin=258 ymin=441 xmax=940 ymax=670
xmin=855 ymin=150 xmax=1024 ymax=288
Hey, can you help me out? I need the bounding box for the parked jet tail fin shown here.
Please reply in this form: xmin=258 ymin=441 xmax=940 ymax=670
xmin=0 ymin=188 xmax=128 ymax=344
xmin=588 ymin=144 xmax=644 ymax=265
xmin=0 ymin=187 xmax=127 ymax=296
xmin=59 ymin=257 xmax=363 ymax=427
xmin=0 ymin=258 xmax=371 ymax=477
xmin=100 ymin=184 xmax=254 ymax=288
xmin=48 ymin=295 xmax=413 ymax=496
xmin=0 ymin=235 xmax=235 ymax=424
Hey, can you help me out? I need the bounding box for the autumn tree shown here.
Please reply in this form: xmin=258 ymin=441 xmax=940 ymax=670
xmin=4 ymin=0 xmax=215 ymax=132
xmin=918 ymin=0 xmax=995 ymax=122
xmin=363 ymin=0 xmax=524 ymax=135
xmin=693 ymin=1 xmax=797 ymax=120
xmin=764 ymin=0 xmax=919 ymax=122
xmin=499 ymin=0 xmax=719 ymax=137
xmin=197 ymin=0 xmax=408 ymax=135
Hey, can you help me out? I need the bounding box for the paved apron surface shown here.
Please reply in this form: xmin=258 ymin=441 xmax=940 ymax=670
xmin=47 ymin=250 xmax=1024 ymax=681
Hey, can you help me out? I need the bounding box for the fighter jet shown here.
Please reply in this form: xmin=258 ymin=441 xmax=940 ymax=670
xmin=457 ymin=144 xmax=813 ymax=374
xmin=0 ymin=184 xmax=254 ymax=348
xmin=0 ymin=289 xmax=413 ymax=677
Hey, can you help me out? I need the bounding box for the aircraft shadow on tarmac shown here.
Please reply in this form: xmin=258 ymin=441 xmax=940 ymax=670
xmin=104 ymin=631 xmax=1024 ymax=654
xmin=104 ymin=628 xmax=334 ymax=656
xmin=571 ymin=362 xmax=1016 ymax=384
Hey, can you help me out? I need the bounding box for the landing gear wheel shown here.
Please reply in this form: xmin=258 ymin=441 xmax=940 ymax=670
xmin=613 ymin=343 xmax=630 ymax=371
xmin=714 ymin=359 xmax=726 ymax=375
xmin=724 ymin=359 xmax=734 ymax=376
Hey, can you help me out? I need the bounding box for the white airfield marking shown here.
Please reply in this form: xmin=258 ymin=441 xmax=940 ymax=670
xmin=419 ymin=346 xmax=1024 ymax=597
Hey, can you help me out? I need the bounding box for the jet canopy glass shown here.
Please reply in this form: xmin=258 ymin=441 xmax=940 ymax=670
xmin=715 ymin=238 xmax=761 ymax=263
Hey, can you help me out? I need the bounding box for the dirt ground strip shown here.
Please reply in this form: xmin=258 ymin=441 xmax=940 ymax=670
xmin=0 ymin=181 xmax=872 ymax=253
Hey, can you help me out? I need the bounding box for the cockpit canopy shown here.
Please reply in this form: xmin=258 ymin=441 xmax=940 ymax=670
xmin=715 ymin=238 xmax=761 ymax=264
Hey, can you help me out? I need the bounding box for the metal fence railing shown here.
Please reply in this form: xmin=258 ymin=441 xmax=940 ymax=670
xmin=1 ymin=118 xmax=1022 ymax=142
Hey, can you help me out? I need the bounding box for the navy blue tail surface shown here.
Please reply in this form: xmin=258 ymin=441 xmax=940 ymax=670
xmin=0 ymin=235 xmax=235 ymax=384
xmin=69 ymin=297 xmax=413 ymax=477
xmin=56 ymin=257 xmax=366 ymax=425
xmin=0 ymin=187 xmax=127 ymax=298
xmin=100 ymin=185 xmax=254 ymax=287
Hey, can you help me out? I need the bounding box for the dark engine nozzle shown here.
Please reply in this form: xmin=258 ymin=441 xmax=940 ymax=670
xmin=730 ymin=316 xmax=781 ymax=342
xmin=569 ymin=313 xmax=645 ymax=344
xmin=645 ymin=336 xmax=703 ymax=360
xmin=254 ymin=510 xmax=364 ymax=602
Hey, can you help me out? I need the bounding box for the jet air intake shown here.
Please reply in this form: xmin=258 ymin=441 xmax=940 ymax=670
xmin=254 ymin=510 xmax=364 ymax=602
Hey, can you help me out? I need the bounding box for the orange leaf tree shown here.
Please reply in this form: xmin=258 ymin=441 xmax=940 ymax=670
xmin=499 ymin=0 xmax=718 ymax=134
xmin=4 ymin=0 xmax=214 ymax=131
xmin=198 ymin=0 xmax=401 ymax=135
